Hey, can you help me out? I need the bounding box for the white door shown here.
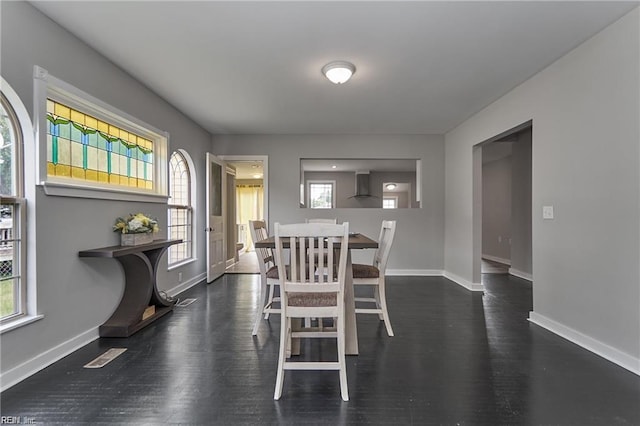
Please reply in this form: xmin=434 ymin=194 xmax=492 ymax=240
xmin=206 ymin=153 xmax=226 ymax=282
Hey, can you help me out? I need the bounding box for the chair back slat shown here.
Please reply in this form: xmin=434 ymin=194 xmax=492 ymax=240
xmin=274 ymin=222 xmax=349 ymax=294
xmin=249 ymin=220 xmax=274 ymax=274
xmin=305 ymin=218 xmax=337 ymax=224
xmin=373 ymin=220 xmax=397 ymax=273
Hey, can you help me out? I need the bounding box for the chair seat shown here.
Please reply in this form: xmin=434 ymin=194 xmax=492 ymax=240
xmin=266 ymin=265 xmax=280 ymax=279
xmin=288 ymin=292 xmax=337 ymax=307
xmin=352 ymin=263 xmax=380 ymax=279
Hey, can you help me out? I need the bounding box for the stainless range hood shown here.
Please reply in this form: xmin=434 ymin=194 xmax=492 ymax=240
xmin=350 ymin=171 xmax=374 ymax=198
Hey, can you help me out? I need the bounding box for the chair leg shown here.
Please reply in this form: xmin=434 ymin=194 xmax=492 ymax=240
xmin=274 ymin=316 xmax=289 ymax=400
xmin=336 ymin=314 xmax=349 ymax=401
xmin=373 ymin=285 xmax=384 ymax=321
xmin=252 ymin=276 xmax=268 ymax=335
xmin=378 ymin=277 xmax=394 ymax=337
xmin=264 ymin=282 xmax=276 ymax=319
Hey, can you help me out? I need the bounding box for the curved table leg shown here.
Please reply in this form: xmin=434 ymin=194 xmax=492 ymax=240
xmin=100 ymin=253 xmax=154 ymax=337
xmin=146 ymin=245 xmax=175 ymax=307
xmin=99 ymin=244 xmax=175 ymax=337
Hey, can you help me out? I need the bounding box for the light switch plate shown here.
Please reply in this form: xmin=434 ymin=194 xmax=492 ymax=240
xmin=543 ymin=205 xmax=554 ymax=219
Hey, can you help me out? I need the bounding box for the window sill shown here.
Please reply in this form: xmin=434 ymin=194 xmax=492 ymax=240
xmin=168 ymin=257 xmax=197 ymax=271
xmin=40 ymin=181 xmax=168 ymax=203
xmin=0 ymin=314 xmax=44 ymax=335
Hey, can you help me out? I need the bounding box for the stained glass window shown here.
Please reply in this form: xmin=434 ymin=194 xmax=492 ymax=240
xmin=46 ymin=99 xmax=154 ymax=190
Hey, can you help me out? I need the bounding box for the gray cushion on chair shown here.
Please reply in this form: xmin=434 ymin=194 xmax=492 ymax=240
xmin=352 ymin=264 xmax=380 ymax=279
xmin=267 ymin=265 xmax=312 ymax=280
xmin=288 ymin=292 xmax=337 ymax=307
xmin=266 ymin=266 xmax=279 ymax=279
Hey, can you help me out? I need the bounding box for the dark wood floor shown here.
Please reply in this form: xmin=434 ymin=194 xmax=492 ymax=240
xmin=2 ymin=274 xmax=639 ymax=425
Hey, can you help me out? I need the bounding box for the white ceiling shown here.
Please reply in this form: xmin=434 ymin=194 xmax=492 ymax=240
xmin=229 ymin=160 xmax=264 ymax=180
xmin=31 ymin=1 xmax=637 ymax=135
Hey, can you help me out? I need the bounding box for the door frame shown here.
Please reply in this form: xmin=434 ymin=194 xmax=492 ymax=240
xmin=219 ymin=155 xmax=269 ymax=227
xmin=472 ymin=120 xmax=533 ymax=287
xmin=206 ymin=153 xmax=227 ymax=282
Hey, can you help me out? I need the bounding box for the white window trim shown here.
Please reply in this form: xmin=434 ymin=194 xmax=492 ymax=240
xmin=33 ymin=66 xmax=168 ymax=203
xmin=307 ymin=180 xmax=336 ymax=209
xmin=168 ymin=149 xmax=197 ymax=268
xmin=0 ymin=76 xmax=43 ymax=334
xmin=383 ymin=196 xmax=399 ymax=209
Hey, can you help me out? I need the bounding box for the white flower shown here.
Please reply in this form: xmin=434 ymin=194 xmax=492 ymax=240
xmin=128 ymin=218 xmax=144 ymax=231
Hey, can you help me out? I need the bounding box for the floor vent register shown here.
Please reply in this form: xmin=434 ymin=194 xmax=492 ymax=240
xmin=83 ymin=348 xmax=127 ymax=369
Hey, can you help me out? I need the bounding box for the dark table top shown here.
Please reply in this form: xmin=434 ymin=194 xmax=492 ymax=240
xmin=79 ymin=239 xmax=182 ymax=258
xmin=254 ymin=233 xmax=378 ymax=250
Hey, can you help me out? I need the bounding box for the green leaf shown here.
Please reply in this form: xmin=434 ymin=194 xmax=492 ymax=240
xmin=46 ymin=114 xmax=69 ymax=126
xmin=98 ymin=132 xmax=119 ymax=143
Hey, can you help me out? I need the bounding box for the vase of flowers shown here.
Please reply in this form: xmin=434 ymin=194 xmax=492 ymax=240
xmin=113 ymin=213 xmax=159 ymax=246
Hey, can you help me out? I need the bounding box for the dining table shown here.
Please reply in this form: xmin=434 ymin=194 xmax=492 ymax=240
xmin=254 ymin=232 xmax=378 ymax=355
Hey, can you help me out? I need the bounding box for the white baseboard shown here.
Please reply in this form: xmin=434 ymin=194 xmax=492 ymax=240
xmin=0 ymin=327 xmax=100 ymax=392
xmin=509 ymin=268 xmax=533 ymax=281
xmin=482 ymin=254 xmax=511 ymax=265
xmin=528 ymin=312 xmax=640 ymax=376
xmin=1 ymin=273 xmax=207 ymax=392
xmin=443 ymin=271 xmax=484 ymax=292
xmin=167 ymin=272 xmax=207 ymax=298
xmin=386 ymin=269 xmax=443 ymax=276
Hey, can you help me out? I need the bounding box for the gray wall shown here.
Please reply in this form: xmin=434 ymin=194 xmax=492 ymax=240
xmin=482 ymin=152 xmax=512 ymax=262
xmin=213 ymin=134 xmax=445 ymax=270
xmin=445 ymin=9 xmax=639 ymax=366
xmin=510 ymin=129 xmax=532 ymax=277
xmin=1 ymin=2 xmax=212 ymax=378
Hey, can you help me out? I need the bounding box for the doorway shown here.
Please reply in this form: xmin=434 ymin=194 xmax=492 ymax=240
xmin=221 ymin=156 xmax=268 ymax=274
xmin=473 ymin=122 xmax=532 ymax=285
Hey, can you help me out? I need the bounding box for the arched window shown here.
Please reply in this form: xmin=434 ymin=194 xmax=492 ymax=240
xmin=1 ymin=88 xmax=26 ymax=323
xmin=168 ymin=150 xmax=194 ymax=265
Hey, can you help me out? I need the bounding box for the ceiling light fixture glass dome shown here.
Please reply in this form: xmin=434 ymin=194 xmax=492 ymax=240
xmin=322 ymin=61 xmax=356 ymax=84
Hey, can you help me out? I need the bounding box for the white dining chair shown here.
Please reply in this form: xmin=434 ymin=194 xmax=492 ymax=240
xmin=305 ymin=218 xmax=337 ymax=224
xmin=352 ymin=220 xmax=397 ymax=337
xmin=273 ymin=221 xmax=350 ymax=401
xmin=304 ymin=218 xmax=338 ymax=328
xmin=249 ymin=220 xmax=280 ymax=336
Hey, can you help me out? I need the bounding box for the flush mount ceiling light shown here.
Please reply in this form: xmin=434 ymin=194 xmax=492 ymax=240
xmin=385 ymin=183 xmax=397 ymax=190
xmin=322 ymin=61 xmax=356 ymax=84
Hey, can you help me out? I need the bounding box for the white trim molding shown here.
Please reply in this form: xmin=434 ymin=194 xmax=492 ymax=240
xmin=509 ymin=268 xmax=533 ymax=281
xmin=482 ymin=254 xmax=511 ymax=265
xmin=387 ymin=269 xmax=443 ymax=276
xmin=0 ymin=314 xmax=44 ymax=335
xmin=443 ymin=271 xmax=484 ymax=292
xmin=528 ymin=311 xmax=640 ymax=376
xmin=218 ymin=155 xmax=269 ymax=226
xmin=1 ymin=76 xmax=39 ymax=331
xmin=0 ymin=327 xmax=100 ymax=392
xmin=166 ymin=272 xmax=207 ymax=299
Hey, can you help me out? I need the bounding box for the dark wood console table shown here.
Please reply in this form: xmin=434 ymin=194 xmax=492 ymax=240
xmin=79 ymin=239 xmax=182 ymax=337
